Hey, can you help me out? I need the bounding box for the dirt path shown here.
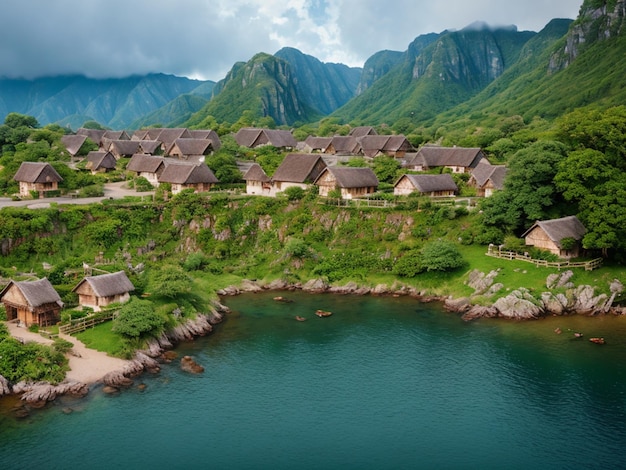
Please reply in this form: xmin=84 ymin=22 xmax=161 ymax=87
xmin=6 ymin=322 xmax=129 ymax=384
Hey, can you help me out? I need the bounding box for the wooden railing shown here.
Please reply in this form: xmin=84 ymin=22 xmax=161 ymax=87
xmin=486 ymin=245 xmax=603 ymax=271
xmin=59 ymin=312 xmax=115 ymax=335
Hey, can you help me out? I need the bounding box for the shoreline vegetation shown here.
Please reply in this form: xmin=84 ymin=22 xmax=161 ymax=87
xmin=2 ymin=269 xmax=624 ymax=411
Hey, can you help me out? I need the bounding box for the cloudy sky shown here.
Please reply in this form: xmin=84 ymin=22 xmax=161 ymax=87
xmin=1 ymin=0 xmax=582 ymax=82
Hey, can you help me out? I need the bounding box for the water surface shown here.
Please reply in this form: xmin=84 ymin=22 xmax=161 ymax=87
xmin=1 ymin=292 xmax=625 ymax=469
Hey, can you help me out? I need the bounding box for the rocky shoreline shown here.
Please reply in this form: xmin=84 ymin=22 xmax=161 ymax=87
xmin=3 ymin=270 xmax=624 ymax=413
xmin=0 ymin=301 xmax=227 ymax=413
xmin=216 ymin=270 xmax=626 ymax=321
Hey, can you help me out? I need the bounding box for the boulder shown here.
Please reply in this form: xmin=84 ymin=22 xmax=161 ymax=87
xmin=462 ymin=305 xmax=499 ymax=321
xmin=493 ymin=288 xmax=543 ymax=319
xmin=0 ymin=374 xmax=11 ymax=396
xmin=302 ymin=278 xmax=328 ymax=293
xmin=444 ymin=297 xmax=471 ymax=313
xmin=569 ymin=285 xmax=607 ymax=314
xmin=466 ymin=269 xmax=499 ymax=295
xmin=542 ymin=292 xmax=569 ymax=315
xmin=180 ymin=356 xmax=204 ymax=374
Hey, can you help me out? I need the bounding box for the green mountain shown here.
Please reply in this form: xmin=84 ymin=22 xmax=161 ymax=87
xmin=128 ymin=94 xmax=210 ymax=130
xmin=185 ymin=53 xmax=324 ymax=127
xmin=0 ymin=74 xmax=213 ymax=130
xmin=332 ymin=24 xmax=536 ymax=125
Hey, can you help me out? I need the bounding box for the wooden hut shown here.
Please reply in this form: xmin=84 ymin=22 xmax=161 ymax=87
xmin=0 ymin=278 xmax=63 ymax=327
xmin=72 ymin=271 xmax=134 ymax=312
xmin=521 ymin=216 xmax=586 ymax=258
xmin=85 ymin=151 xmax=117 ymax=174
xmin=235 ymin=128 xmax=297 ymax=149
xmin=314 ymin=167 xmax=378 ymax=199
xmin=157 ymin=162 xmax=219 ymax=194
xmin=269 ymin=154 xmax=327 ymax=197
xmin=126 ymin=154 xmax=167 ymax=186
xmin=243 ymin=163 xmax=271 ymax=196
xmin=393 ymin=174 xmax=458 ymax=197
xmin=469 ymin=160 xmax=508 ymax=197
xmin=13 ymin=162 xmax=63 ymax=197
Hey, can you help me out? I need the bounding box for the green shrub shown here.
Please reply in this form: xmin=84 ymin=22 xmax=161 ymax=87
xmin=79 ymin=184 xmax=104 ymax=197
xmin=134 ymin=176 xmax=154 ymax=192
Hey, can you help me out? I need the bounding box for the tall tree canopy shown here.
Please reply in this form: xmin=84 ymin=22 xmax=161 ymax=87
xmin=480 ymin=140 xmax=568 ymax=233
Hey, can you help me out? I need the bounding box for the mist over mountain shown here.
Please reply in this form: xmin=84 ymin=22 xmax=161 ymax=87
xmin=1 ymin=1 xmax=624 ymax=131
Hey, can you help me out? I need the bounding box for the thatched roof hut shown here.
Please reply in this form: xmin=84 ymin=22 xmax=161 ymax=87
xmin=0 ymin=278 xmax=63 ymax=327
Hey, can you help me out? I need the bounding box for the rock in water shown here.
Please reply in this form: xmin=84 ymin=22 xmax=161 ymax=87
xmin=180 ymin=356 xmax=204 ymax=374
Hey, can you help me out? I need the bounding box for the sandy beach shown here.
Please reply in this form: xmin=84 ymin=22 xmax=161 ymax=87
xmin=6 ymin=322 xmax=129 ymax=385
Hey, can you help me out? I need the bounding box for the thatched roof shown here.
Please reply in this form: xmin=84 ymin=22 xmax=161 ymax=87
xmin=398 ymin=174 xmax=458 ymax=193
xmin=86 ymin=151 xmax=117 ymax=170
xmin=272 ymin=154 xmax=327 ymax=183
xmin=107 ymin=140 xmax=141 ymax=156
xmin=145 ymin=128 xmax=166 ymax=140
xmin=131 ymin=129 xmax=150 ymax=141
xmin=243 ymin=163 xmax=270 ymax=182
xmin=316 ymin=167 xmax=378 ymax=188
xmin=72 ymin=271 xmax=134 ymax=297
xmin=138 ymin=140 xmax=162 ymax=154
xmin=522 ymin=216 xmax=586 ymax=247
xmin=188 ymin=130 xmax=221 ymax=150
xmin=158 ymin=162 xmax=219 ymax=185
xmin=76 ymin=128 xmax=106 ymax=145
xmin=60 ymin=134 xmax=87 ymax=156
xmin=356 ymin=135 xmax=413 ymax=157
xmin=304 ymin=136 xmax=333 ymax=151
xmin=329 ymin=136 xmax=361 ymax=154
xmin=349 ymin=126 xmax=377 ymax=138
xmin=126 ymin=154 xmax=166 ymax=173
xmin=235 ymin=128 xmax=297 ymax=149
xmin=103 ymin=130 xmax=130 ymax=141
xmin=416 ymin=146 xmax=485 ymax=169
xmin=14 ymin=162 xmax=63 ymax=183
xmin=169 ymin=138 xmax=214 ymax=157
xmin=156 ymin=128 xmax=192 ymax=145
xmin=471 ymin=160 xmax=507 ymax=189
xmin=0 ymin=278 xmax=63 ymax=308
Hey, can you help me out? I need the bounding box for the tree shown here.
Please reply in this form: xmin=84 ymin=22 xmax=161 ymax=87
xmin=373 ymin=155 xmax=401 ymax=184
xmin=481 ymin=141 xmax=567 ymax=233
xmin=148 ymin=264 xmax=192 ymax=299
xmin=206 ymin=153 xmax=241 ymax=183
xmin=112 ymin=298 xmax=165 ymax=338
xmin=419 ymin=240 xmax=466 ymax=272
xmin=4 ymin=113 xmax=38 ymax=129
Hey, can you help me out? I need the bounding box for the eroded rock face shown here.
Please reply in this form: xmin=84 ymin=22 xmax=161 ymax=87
xmin=0 ymin=375 xmax=11 ymax=396
xmin=16 ymin=381 xmax=89 ymax=404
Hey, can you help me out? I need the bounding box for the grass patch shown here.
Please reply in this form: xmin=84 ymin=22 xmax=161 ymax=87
xmin=74 ymin=321 xmax=127 ymax=358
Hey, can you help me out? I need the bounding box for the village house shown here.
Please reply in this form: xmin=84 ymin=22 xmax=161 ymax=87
xmin=235 ymin=128 xmax=297 ymax=150
xmin=301 ymin=136 xmax=333 ymax=153
xmin=314 ymin=166 xmax=379 ymax=199
xmin=393 ymin=174 xmax=458 ymax=197
xmin=138 ymin=140 xmax=163 ymax=155
xmin=269 ymin=153 xmax=327 ymax=197
xmin=188 ymin=129 xmax=221 ymax=151
xmin=126 ymin=154 xmax=167 ymax=187
xmin=521 ymin=215 xmax=586 ymax=259
xmin=102 ymin=130 xmax=130 ymax=141
xmin=106 ymin=140 xmax=142 ymax=159
xmin=155 ymin=128 xmax=193 ymax=154
xmin=357 ymin=135 xmax=414 ymax=159
xmin=76 ymin=128 xmax=107 ymax=147
xmin=13 ymin=161 xmax=63 ymax=198
xmin=349 ymin=126 xmax=377 ymax=138
xmin=405 ymin=146 xmax=487 ymax=173
xmin=72 ymin=271 xmax=134 ymax=312
xmin=325 ymin=136 xmax=361 ymax=155
xmin=157 ymin=162 xmax=219 ymax=194
xmin=469 ymin=160 xmax=508 ymax=197
xmin=0 ymin=278 xmax=63 ymax=327
xmin=60 ymin=134 xmax=88 ymax=158
xmin=166 ymin=138 xmax=216 ymax=160
xmin=243 ymin=163 xmax=271 ymax=196
xmin=84 ymin=151 xmax=117 ymax=174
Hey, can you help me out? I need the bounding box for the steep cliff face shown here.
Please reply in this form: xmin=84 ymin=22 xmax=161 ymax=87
xmin=192 ymin=53 xmax=321 ymax=126
xmin=274 ymin=47 xmax=361 ymax=115
xmin=549 ymin=0 xmax=626 ymax=72
xmin=356 ymin=49 xmax=406 ymax=95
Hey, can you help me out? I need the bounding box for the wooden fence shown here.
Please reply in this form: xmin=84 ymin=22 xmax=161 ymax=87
xmin=59 ymin=312 xmax=115 ymax=335
xmin=486 ymin=245 xmax=603 ymax=271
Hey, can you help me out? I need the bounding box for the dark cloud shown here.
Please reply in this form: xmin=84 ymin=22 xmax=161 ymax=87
xmin=0 ymin=0 xmax=582 ymax=81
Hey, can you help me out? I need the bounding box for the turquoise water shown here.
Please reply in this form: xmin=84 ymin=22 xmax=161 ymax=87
xmin=1 ymin=292 xmax=626 ymax=469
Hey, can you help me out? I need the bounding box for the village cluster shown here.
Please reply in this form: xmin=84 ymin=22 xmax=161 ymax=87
xmin=15 ymin=125 xmax=506 ymax=199
xmin=4 ymin=125 xmax=589 ymax=329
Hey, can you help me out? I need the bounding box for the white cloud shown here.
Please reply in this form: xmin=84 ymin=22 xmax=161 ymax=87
xmin=0 ymin=0 xmax=583 ymax=81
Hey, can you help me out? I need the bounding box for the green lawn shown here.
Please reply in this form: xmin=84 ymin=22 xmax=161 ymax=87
xmin=74 ymin=321 xmax=128 ymax=358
